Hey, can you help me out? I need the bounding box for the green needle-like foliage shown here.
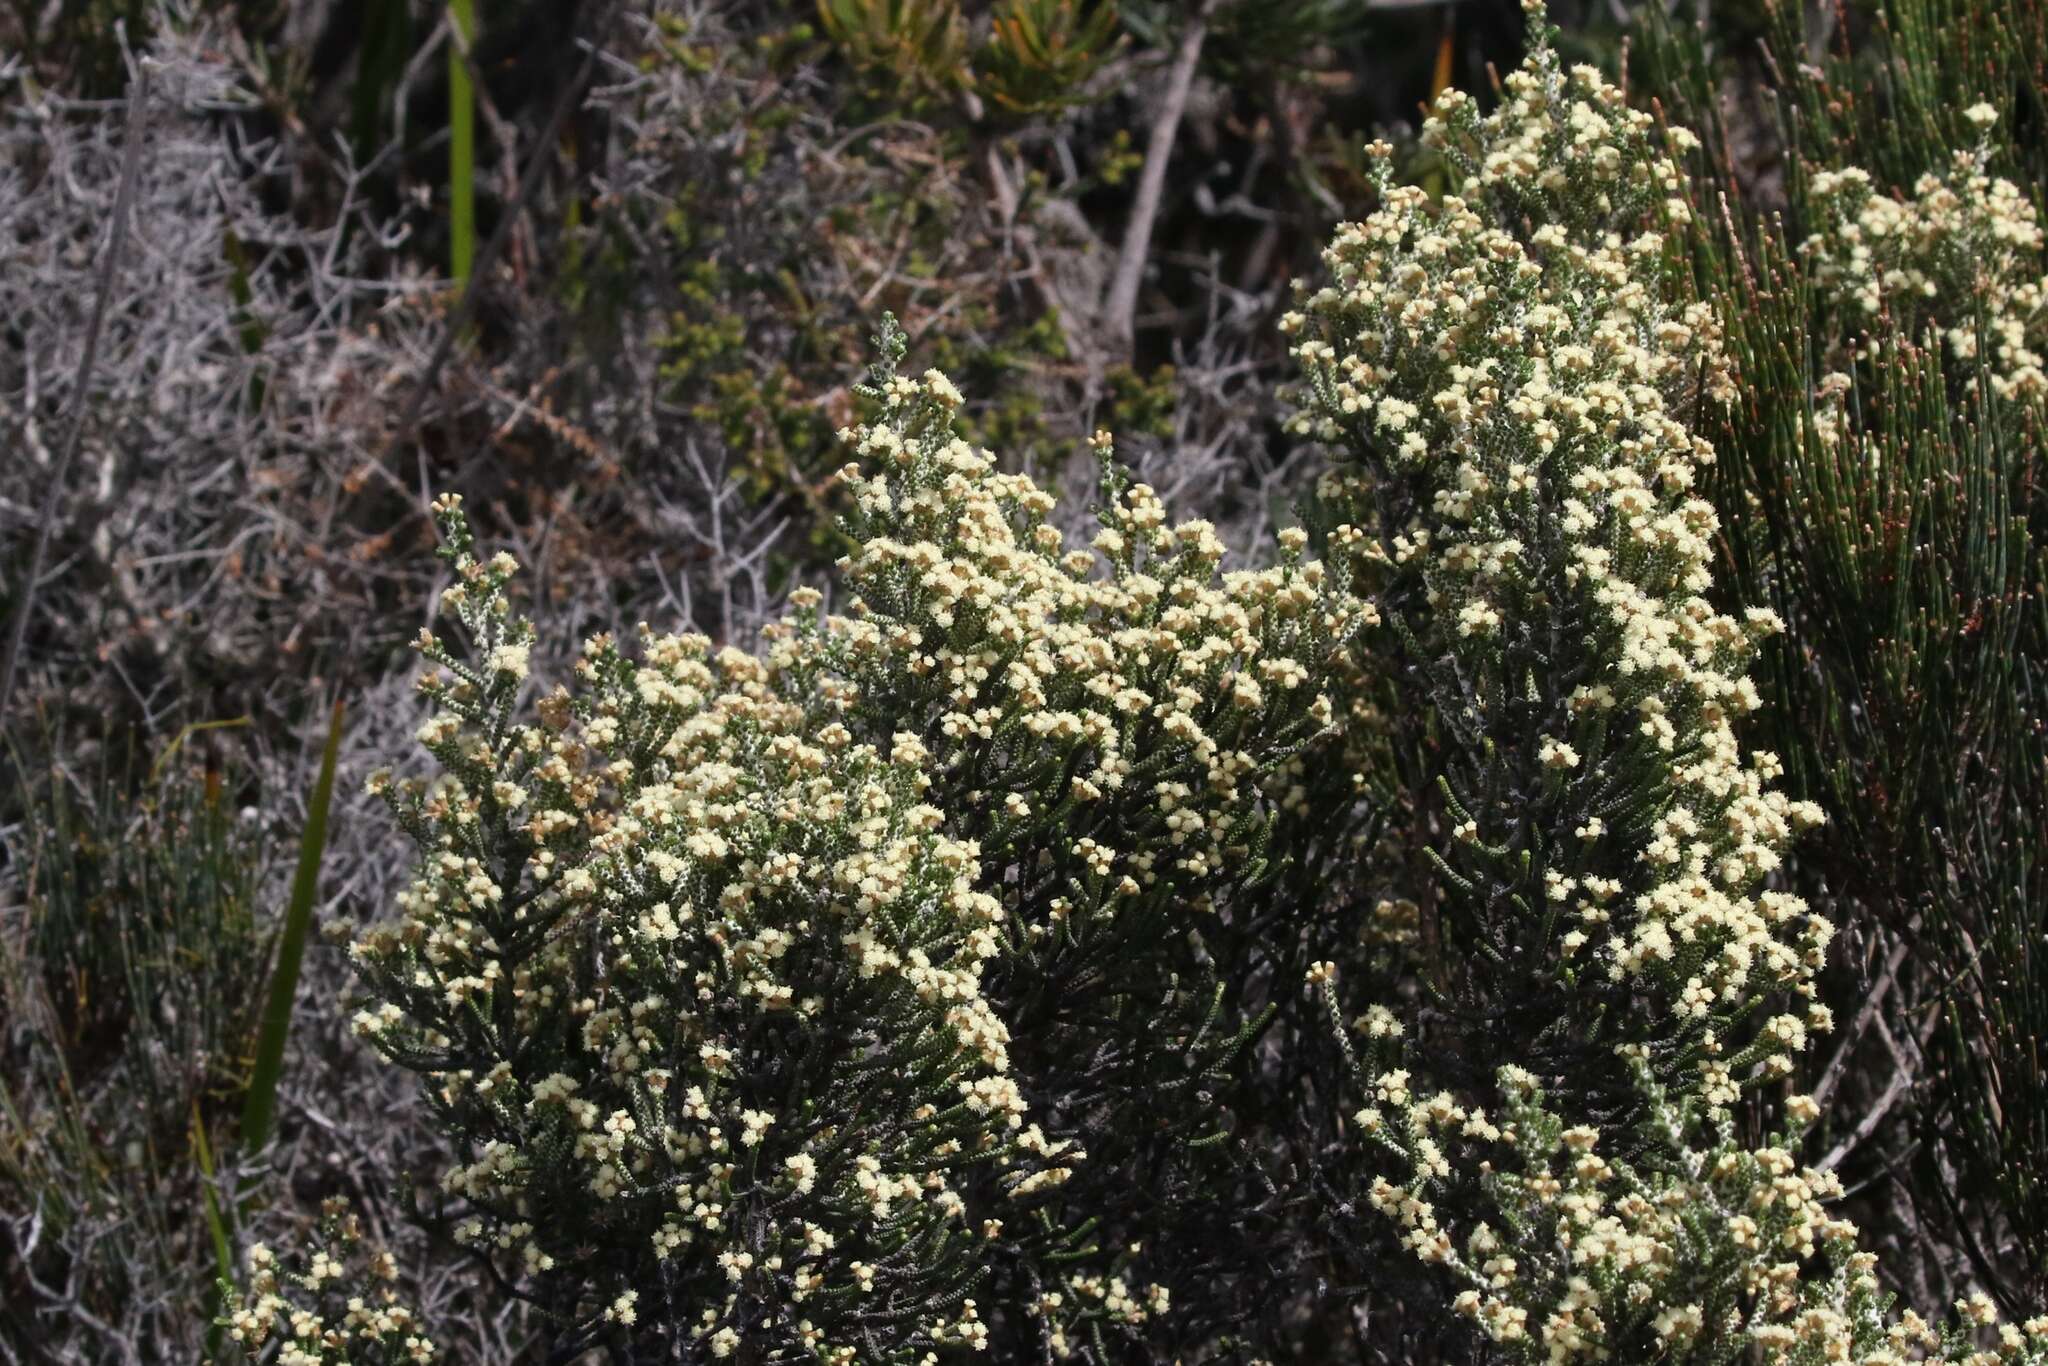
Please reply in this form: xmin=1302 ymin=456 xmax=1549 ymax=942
xmin=1637 ymin=0 xmax=2048 ymax=1309
xmin=1 ymin=741 xmax=273 ymax=1357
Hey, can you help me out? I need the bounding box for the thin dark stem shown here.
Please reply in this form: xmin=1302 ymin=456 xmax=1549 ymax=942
xmin=1102 ymin=0 xmax=1214 ymax=357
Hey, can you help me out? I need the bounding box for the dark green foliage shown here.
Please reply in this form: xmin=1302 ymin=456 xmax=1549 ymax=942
xmin=1640 ymin=0 xmax=2048 ymax=1309
xmin=0 ymin=738 xmax=273 ymax=1356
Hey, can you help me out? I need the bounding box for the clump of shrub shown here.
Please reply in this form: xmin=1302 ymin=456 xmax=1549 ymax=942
xmin=300 ymin=317 xmax=1370 ymax=1359
xmin=1285 ymin=12 xmax=2043 ymax=1356
xmin=224 ymin=14 xmax=2048 ymax=1360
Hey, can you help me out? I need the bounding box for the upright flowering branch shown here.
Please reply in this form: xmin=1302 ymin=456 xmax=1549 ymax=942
xmin=819 ymin=316 xmax=1378 ymax=1354
xmin=1287 ymin=5 xmax=2046 ymax=1361
xmin=1289 ymin=1 xmax=1818 ymax=1092
xmin=338 ymin=489 xmax=1048 ymax=1362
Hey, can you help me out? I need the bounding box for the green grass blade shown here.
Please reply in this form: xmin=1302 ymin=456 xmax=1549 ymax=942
xmin=192 ymin=1100 xmax=234 ymax=1359
xmin=448 ymin=0 xmax=477 ymax=287
xmin=240 ymin=699 xmax=344 ymax=1151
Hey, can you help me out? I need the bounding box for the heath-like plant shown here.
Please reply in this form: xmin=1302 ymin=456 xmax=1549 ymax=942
xmin=216 ymin=1198 xmax=435 ymax=1365
xmin=345 ymin=494 xmax=1043 ymax=1362
xmin=1288 ymin=5 xmax=2048 ymax=1360
xmin=824 ymin=322 xmax=1376 ymax=1358
xmin=307 ymin=315 xmax=1373 ymax=1361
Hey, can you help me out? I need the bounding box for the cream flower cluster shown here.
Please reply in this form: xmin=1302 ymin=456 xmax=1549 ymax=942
xmin=342 ymin=495 xmax=1058 ymax=1362
xmin=218 ymin=1200 xmax=436 ymax=1364
xmin=1290 ymin=5 xmax=1825 ymax=1042
xmin=1291 ymin=7 xmax=2044 ymax=1361
xmin=1351 ymin=1051 xmax=2048 ymax=1365
xmin=1804 ymin=112 xmax=2048 ymax=401
xmin=827 ymin=353 xmax=1371 ymax=950
xmin=1032 ymin=1265 xmax=1174 ymax=1359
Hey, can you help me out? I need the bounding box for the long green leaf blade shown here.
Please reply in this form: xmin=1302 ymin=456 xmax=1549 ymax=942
xmin=241 ymin=699 xmax=344 ymax=1151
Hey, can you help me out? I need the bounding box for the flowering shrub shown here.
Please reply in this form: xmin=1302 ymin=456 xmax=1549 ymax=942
xmin=1287 ymin=5 xmax=2048 ymax=1361
xmin=1803 ymin=105 xmax=2048 ymax=401
xmin=823 ymin=329 xmax=1375 ymax=1356
xmin=217 ymin=1199 xmax=434 ymax=1365
xmin=342 ymin=494 xmax=1049 ymax=1361
xmin=250 ymin=321 xmax=1370 ymax=1361
xmin=1288 ymin=4 xmax=1820 ymax=1087
xmin=224 ymin=8 xmax=2048 ymax=1362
